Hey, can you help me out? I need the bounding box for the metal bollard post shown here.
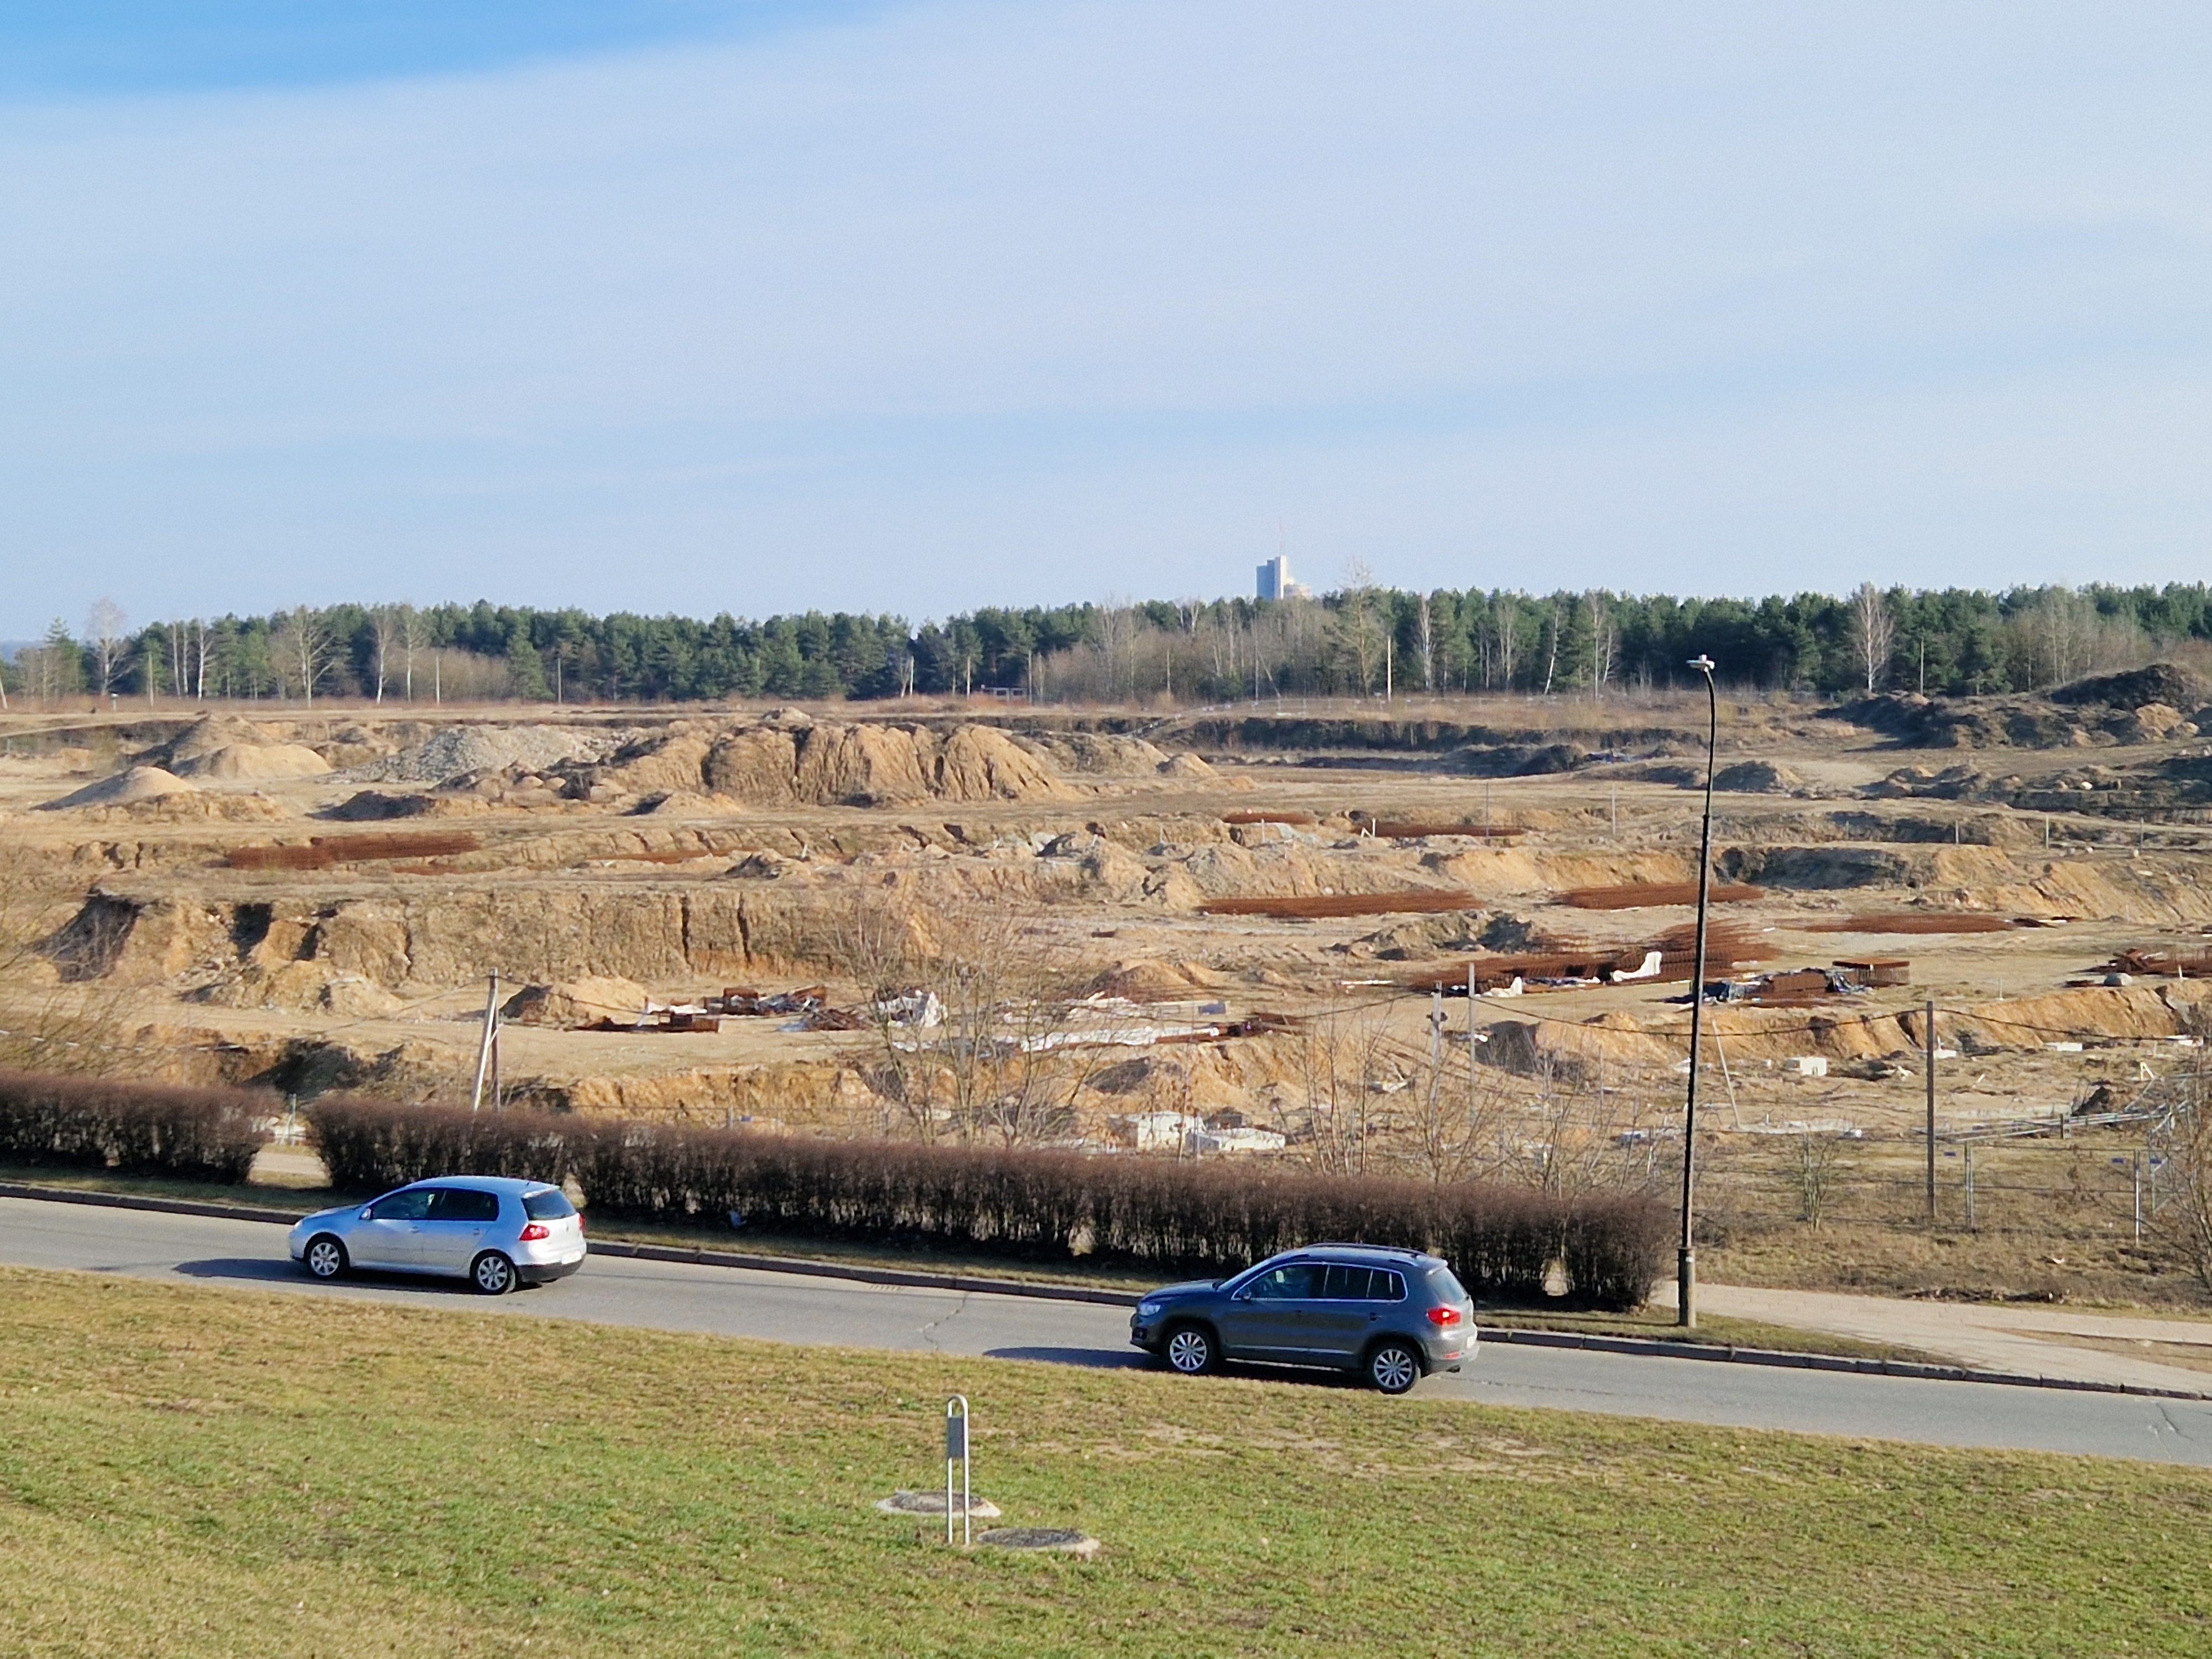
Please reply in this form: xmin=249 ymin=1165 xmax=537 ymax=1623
xmin=945 ymin=1396 xmax=971 ymax=1547
xmin=1964 ymin=1141 xmax=1975 ymax=1234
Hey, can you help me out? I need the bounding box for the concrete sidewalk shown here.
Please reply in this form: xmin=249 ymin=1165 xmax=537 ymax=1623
xmin=1653 ymin=1281 xmax=2212 ymax=1395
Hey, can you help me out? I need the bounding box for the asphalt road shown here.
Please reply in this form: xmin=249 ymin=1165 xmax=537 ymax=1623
xmin=6 ymin=1195 xmax=2211 ymax=1467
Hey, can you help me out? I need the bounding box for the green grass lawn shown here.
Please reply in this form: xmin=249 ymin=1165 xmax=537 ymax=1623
xmin=0 ymin=1270 xmax=2205 ymax=1656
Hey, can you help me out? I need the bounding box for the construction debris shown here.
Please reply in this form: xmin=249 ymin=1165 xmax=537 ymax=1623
xmin=1834 ymin=957 xmax=1911 ymax=988
xmin=1396 ymin=921 xmax=1764 ymax=995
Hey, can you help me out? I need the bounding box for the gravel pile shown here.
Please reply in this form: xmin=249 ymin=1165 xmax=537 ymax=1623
xmin=342 ymin=725 xmax=620 ymax=785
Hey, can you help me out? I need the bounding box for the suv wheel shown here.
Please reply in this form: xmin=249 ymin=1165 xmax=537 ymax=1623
xmin=471 ymin=1251 xmax=517 ymax=1296
xmin=1163 ymin=1323 xmax=1218 ymax=1376
xmin=1366 ymin=1340 xmax=1422 ymax=1395
xmin=304 ymin=1235 xmax=347 ymax=1280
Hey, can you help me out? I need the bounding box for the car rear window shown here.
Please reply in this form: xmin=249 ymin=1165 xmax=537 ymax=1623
xmin=1426 ymin=1266 xmax=1469 ymax=1303
xmin=523 ymin=1190 xmax=577 ymax=1220
xmin=426 ymin=1188 xmax=502 ymax=1223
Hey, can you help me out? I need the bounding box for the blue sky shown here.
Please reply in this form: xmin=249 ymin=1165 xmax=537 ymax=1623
xmin=3 ymin=2 xmax=2210 ymax=633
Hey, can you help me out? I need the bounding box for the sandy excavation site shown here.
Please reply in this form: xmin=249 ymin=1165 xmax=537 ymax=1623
xmin=9 ymin=665 xmax=2212 ymax=1297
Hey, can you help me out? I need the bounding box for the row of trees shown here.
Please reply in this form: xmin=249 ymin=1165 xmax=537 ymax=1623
xmin=6 ymin=581 xmax=2203 ymax=709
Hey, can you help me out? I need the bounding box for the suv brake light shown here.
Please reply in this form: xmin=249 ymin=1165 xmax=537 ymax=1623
xmin=1426 ymin=1306 xmax=1462 ymax=1327
xmin=518 ymin=1223 xmax=550 ymax=1242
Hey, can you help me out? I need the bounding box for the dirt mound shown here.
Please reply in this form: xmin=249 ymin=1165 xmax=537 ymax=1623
xmin=325 ymin=789 xmax=439 ymax=820
xmin=933 ymin=725 xmax=1068 ymax=801
xmin=703 ymin=727 xmax=800 ymax=802
xmin=1024 ymin=732 xmax=1171 ymax=775
xmin=1834 ymin=673 xmax=2203 ymax=753
xmin=108 ymin=791 xmax=286 ymax=823
xmin=1460 ymin=742 xmax=1588 ymax=776
xmin=353 ymin=724 xmax=618 ymax=785
xmin=2049 ymin=662 xmax=2205 ymax=710
xmin=502 ymin=975 xmax=654 ymax=1028
xmin=794 ymin=722 xmax=932 ymax=805
xmin=36 ymin=766 xmax=197 ymax=810
xmin=1710 ymin=760 xmax=1802 ymax=794
xmin=588 ymin=729 xmax=717 ymax=799
xmin=152 ymin=713 xmax=273 ymax=769
xmin=1157 ymin=752 xmax=1217 ymax=780
xmin=1086 ymin=961 xmax=1231 ymax=1001
xmin=1949 ymin=987 xmax=2198 ymax=1052
xmin=173 ymin=742 xmax=333 ymax=780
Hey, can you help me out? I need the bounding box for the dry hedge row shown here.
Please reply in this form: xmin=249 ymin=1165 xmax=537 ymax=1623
xmin=305 ymin=1097 xmax=1666 ymax=1308
xmin=0 ymin=1071 xmax=269 ymax=1183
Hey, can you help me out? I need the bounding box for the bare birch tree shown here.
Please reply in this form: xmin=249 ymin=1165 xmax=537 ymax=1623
xmin=84 ymin=598 xmax=127 ymax=698
xmin=1851 ymin=582 xmax=1895 ymax=694
xmin=273 ymin=606 xmax=331 ymax=706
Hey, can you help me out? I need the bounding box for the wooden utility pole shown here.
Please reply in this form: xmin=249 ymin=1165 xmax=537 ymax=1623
xmin=1924 ymin=996 xmax=1938 ymax=1227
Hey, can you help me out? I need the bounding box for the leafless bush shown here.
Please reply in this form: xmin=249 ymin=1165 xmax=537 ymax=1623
xmin=833 ymin=890 xmax=1109 ymax=1146
xmin=299 ymin=1094 xmax=1671 ymax=1308
xmin=0 ymin=1070 xmax=268 ymax=1181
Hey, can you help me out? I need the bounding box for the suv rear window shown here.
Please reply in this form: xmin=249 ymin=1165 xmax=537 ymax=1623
xmin=523 ymin=1190 xmax=577 ymax=1220
xmin=1320 ymin=1265 xmax=1405 ymax=1302
xmin=426 ymin=1188 xmax=502 ymax=1223
xmin=1426 ymin=1266 xmax=1468 ymax=1303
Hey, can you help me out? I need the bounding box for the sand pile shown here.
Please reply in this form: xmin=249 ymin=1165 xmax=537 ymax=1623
xmin=932 ymin=725 xmax=1070 ymax=802
xmin=36 ymin=766 xmax=197 ymax=810
xmin=174 ymin=742 xmax=333 ymax=780
xmin=1158 ymin=753 xmax=1217 ymax=779
xmin=502 ymin=975 xmax=655 ymax=1028
xmin=1087 ymin=961 xmax=1232 ymax=1001
xmin=154 ymin=713 xmax=273 ymax=769
xmin=792 ymin=723 xmax=933 ymax=804
xmin=1020 ymin=732 xmax=1171 ymax=775
xmin=703 ymin=727 xmax=800 ymax=801
xmin=1710 ymin=760 xmax=1802 ymax=794
xmin=594 ymin=719 xmax=1070 ymax=807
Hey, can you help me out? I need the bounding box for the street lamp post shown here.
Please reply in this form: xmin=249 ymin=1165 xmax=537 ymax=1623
xmin=1678 ymin=655 xmax=1719 ymax=1329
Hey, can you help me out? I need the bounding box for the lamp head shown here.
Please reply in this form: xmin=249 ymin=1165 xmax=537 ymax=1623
xmin=1687 ymin=655 xmax=1716 ymax=677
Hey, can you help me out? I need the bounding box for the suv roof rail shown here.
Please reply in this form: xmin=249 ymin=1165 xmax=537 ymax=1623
xmin=1300 ymin=1242 xmax=1433 ymax=1259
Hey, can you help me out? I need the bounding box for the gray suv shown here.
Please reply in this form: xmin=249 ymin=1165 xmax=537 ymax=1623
xmin=1129 ymin=1244 xmax=1475 ymax=1394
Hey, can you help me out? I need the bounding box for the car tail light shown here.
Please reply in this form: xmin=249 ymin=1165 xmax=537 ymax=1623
xmin=1426 ymin=1306 xmax=1463 ymax=1327
xmin=519 ymin=1223 xmax=550 ymax=1242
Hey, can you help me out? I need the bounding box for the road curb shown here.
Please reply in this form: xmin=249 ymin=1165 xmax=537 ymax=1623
xmin=1478 ymin=1326 xmax=2212 ymax=1403
xmin=6 ymin=1180 xmax=2208 ymax=1400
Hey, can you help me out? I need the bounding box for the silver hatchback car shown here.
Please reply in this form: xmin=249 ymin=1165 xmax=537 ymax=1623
xmin=289 ymin=1176 xmax=587 ymax=1295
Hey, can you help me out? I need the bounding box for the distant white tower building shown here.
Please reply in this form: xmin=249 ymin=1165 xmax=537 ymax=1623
xmin=1256 ymin=555 xmax=1310 ymax=601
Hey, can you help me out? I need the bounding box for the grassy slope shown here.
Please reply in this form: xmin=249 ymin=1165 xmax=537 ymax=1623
xmin=0 ymin=1270 xmax=2206 ymax=1657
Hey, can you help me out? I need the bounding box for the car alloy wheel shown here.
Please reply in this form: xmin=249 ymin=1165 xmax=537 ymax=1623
xmin=471 ymin=1251 xmax=517 ymax=1296
xmin=1368 ymin=1342 xmax=1420 ymax=1395
xmin=304 ymin=1237 xmax=346 ymax=1280
xmin=1164 ymin=1326 xmax=1215 ymax=1376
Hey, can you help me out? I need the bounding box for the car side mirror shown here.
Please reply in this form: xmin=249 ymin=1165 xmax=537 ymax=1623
xmin=1230 ymin=1286 xmax=1253 ymax=1302
xmin=359 ymin=1207 xmax=375 ymax=1220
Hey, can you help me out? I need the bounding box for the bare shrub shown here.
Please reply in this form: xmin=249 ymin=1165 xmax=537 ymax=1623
xmin=298 ymin=1095 xmax=1671 ymax=1308
xmin=0 ymin=1070 xmax=267 ymax=1181
xmin=833 ymin=891 xmax=1110 ymax=1146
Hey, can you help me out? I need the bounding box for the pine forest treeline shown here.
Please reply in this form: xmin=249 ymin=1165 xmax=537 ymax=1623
xmin=8 ymin=583 xmax=2208 ymax=709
